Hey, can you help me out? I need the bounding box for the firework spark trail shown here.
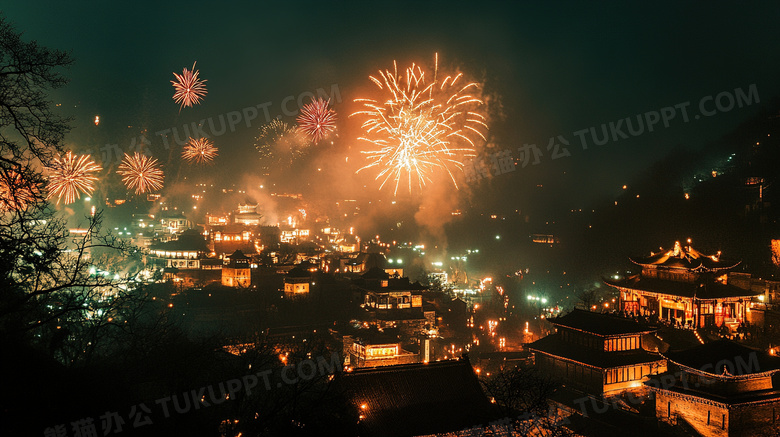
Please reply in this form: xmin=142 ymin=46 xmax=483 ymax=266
xmin=171 ymin=62 xmax=207 ymax=111
xmin=255 ymin=119 xmax=310 ymax=170
xmin=117 ymin=152 xmax=164 ymax=194
xmin=297 ymin=97 xmax=337 ymax=144
xmin=182 ymin=137 xmax=218 ymax=165
xmin=45 ymin=151 xmax=102 ymax=205
xmin=352 ymin=54 xmax=487 ymax=194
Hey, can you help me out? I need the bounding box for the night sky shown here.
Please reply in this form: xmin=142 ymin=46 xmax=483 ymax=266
xmin=3 ymin=1 xmax=780 ymax=215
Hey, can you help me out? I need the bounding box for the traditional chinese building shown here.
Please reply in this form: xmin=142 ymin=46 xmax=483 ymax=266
xmin=148 ymin=229 xmax=210 ymax=269
xmin=161 ymin=259 xmax=223 ymax=289
xmin=158 ymin=210 xmax=193 ymax=234
xmin=221 ymin=249 xmax=251 ymax=288
xmin=338 ymin=234 xmax=359 ymax=253
xmin=646 ymin=339 xmax=780 ymax=436
xmin=342 ymin=329 xmax=420 ymax=369
xmin=280 ymin=228 xmax=311 ymax=244
xmin=233 ymin=202 xmax=263 ymax=226
xmin=284 ymin=264 xmax=312 ymax=296
xmin=208 ymin=223 xmax=260 ymax=257
xmin=528 ymin=309 xmax=666 ymax=397
xmin=339 ymin=252 xmax=390 ymax=274
xmin=605 ymin=241 xmax=759 ymax=329
xmin=341 ymin=253 xmax=371 ymax=273
xmin=354 ymin=268 xmax=434 ymax=336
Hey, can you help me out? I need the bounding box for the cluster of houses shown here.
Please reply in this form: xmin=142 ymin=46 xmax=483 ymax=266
xmin=135 ymin=201 xmax=362 ymax=292
xmin=318 ymin=241 xmax=780 ymax=436
xmin=134 ymin=199 xmax=780 ymax=437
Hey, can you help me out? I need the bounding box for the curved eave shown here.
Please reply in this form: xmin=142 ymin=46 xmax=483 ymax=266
xmin=550 ymin=322 xmax=656 ymax=338
xmin=525 ymin=346 xmax=603 ymax=371
xmin=602 ymin=276 xmax=637 ymax=288
xmin=703 ymin=260 xmax=742 ymax=271
xmin=661 ymin=357 xmax=780 ymax=380
xmin=606 ymin=275 xmax=758 ymax=299
xmin=629 ymin=257 xmax=657 ymax=268
xmin=629 ymin=257 xmax=741 ymax=272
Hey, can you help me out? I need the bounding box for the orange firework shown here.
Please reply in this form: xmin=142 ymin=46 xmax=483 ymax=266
xmin=117 ymin=152 xmax=164 ymax=194
xmin=171 ymin=62 xmax=207 ymax=110
xmin=182 ymin=137 xmax=218 ymax=164
xmin=352 ymin=54 xmax=487 ymax=194
xmin=297 ymin=97 xmax=337 ymax=144
xmin=46 ymin=151 xmax=102 ymax=204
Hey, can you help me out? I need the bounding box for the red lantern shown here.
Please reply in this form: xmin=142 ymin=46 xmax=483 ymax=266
xmin=715 ymin=303 xmax=724 ymax=327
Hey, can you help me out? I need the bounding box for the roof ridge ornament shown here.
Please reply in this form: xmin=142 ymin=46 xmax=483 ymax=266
xmin=671 ymin=241 xmax=682 ymax=257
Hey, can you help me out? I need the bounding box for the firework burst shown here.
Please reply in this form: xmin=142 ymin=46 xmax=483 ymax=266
xmin=297 ymin=97 xmax=337 ymax=144
xmin=255 ymin=119 xmax=310 ymax=171
xmin=45 ymin=151 xmax=102 ymax=204
xmin=171 ymin=62 xmax=207 ymax=110
xmin=352 ymin=54 xmax=487 ymax=194
xmin=182 ymin=137 xmax=218 ymax=165
xmin=117 ymin=152 xmax=164 ymax=194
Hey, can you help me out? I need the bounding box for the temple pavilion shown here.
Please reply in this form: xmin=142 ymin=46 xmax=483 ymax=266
xmin=605 ymin=241 xmax=760 ymax=329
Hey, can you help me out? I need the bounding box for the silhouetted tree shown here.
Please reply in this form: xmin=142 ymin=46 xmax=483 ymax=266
xmin=0 ymin=14 xmax=133 ymax=359
xmin=481 ymin=365 xmax=574 ymax=436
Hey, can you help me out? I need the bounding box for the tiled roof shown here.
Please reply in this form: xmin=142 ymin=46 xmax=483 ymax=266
xmin=361 ymin=266 xmax=389 ymax=279
xmin=357 ymin=275 xmax=428 ymax=292
xmin=337 ymin=358 xmax=497 ymax=437
xmin=285 ymin=265 xmax=312 ymax=278
xmin=228 ymin=249 xmax=249 ymax=260
xmin=550 ymin=309 xmax=656 ymax=336
xmin=663 ymin=339 xmax=780 ymax=377
xmin=645 ymin=372 xmax=780 ymax=405
xmin=604 ymin=275 xmax=758 ymax=299
xmin=348 ymin=328 xmax=401 ymax=345
xmin=149 ymin=233 xmax=209 ymax=252
xmin=630 ymin=241 xmax=740 ymax=272
xmin=528 ymin=334 xmax=664 ymax=369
